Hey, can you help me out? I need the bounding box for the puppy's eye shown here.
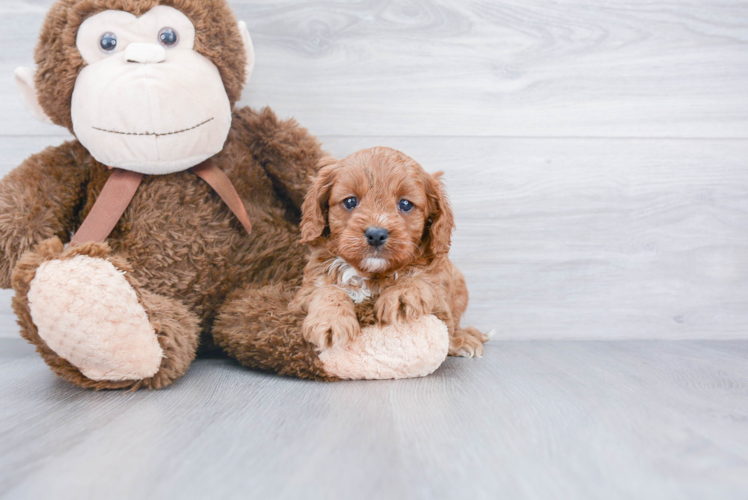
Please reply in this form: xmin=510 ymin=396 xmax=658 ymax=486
xmin=398 ymin=199 xmax=415 ymax=212
xmin=158 ymin=28 xmax=179 ymax=48
xmin=99 ymin=32 xmax=118 ymax=53
xmin=342 ymin=197 xmax=358 ymax=210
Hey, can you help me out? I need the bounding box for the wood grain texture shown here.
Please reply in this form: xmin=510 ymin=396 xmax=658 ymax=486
xmin=2 ymin=0 xmax=748 ymax=137
xmin=1 ymin=337 xmax=747 ymax=499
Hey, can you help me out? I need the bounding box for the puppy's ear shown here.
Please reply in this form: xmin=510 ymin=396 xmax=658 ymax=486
xmin=422 ymin=171 xmax=455 ymax=258
xmin=300 ymin=157 xmax=340 ymax=245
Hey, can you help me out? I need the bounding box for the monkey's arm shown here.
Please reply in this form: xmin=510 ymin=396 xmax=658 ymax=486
xmin=232 ymin=106 xmax=326 ymax=209
xmin=0 ymin=141 xmax=90 ymax=288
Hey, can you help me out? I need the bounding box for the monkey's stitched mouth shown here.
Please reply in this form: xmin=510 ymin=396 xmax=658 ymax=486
xmin=92 ymin=117 xmax=214 ymax=138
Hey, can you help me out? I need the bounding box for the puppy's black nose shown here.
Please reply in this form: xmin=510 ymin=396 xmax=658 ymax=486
xmin=365 ymin=227 xmax=389 ymax=247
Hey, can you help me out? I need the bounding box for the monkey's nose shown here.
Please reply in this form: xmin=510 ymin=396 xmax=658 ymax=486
xmin=125 ymin=43 xmax=166 ymax=64
xmin=365 ymin=227 xmax=389 ymax=248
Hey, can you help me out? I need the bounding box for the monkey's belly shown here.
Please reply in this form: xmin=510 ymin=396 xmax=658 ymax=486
xmin=108 ymin=200 xmax=303 ymax=322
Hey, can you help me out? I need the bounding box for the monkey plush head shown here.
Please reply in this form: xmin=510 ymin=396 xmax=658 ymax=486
xmin=14 ymin=0 xmax=255 ymax=175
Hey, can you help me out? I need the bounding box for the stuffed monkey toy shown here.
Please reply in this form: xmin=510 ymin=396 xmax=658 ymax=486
xmin=1 ymin=0 xmax=451 ymax=389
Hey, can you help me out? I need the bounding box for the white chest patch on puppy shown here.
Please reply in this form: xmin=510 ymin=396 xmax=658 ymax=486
xmin=328 ymin=257 xmax=371 ymax=303
xmin=362 ymin=257 xmax=388 ymax=273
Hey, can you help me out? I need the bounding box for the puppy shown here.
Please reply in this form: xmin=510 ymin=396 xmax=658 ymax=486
xmin=291 ymin=147 xmax=488 ymax=357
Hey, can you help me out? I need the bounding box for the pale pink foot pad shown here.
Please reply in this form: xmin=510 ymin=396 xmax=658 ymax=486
xmin=28 ymin=255 xmax=163 ymax=381
xmin=318 ymin=315 xmax=449 ymax=380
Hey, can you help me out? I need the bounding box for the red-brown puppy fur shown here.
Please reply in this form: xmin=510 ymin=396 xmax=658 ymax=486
xmin=291 ymin=147 xmax=487 ymax=357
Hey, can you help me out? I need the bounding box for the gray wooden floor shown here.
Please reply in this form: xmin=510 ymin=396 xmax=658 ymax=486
xmin=1 ymin=338 xmax=748 ymax=500
xmin=1 ymin=0 xmax=748 ymax=498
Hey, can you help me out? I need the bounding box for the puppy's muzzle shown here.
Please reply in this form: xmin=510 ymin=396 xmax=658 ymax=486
xmin=365 ymin=227 xmax=389 ymax=248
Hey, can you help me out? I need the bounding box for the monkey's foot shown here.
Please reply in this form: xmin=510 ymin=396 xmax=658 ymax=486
xmin=318 ymin=315 xmax=449 ymax=380
xmin=27 ymin=254 xmax=163 ymax=381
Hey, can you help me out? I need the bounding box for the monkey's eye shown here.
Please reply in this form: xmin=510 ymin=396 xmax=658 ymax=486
xmin=158 ymin=28 xmax=179 ymax=48
xmin=398 ymin=199 xmax=415 ymax=213
xmin=342 ymin=197 xmax=358 ymax=211
xmin=99 ymin=32 xmax=118 ymax=53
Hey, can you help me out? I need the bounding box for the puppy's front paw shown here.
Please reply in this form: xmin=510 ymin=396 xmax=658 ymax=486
xmin=302 ymin=309 xmax=361 ymax=350
xmin=375 ymin=283 xmax=434 ymax=325
xmin=449 ymin=327 xmax=489 ymax=358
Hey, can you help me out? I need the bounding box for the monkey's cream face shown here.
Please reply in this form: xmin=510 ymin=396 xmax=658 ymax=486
xmin=71 ymin=6 xmax=234 ymax=174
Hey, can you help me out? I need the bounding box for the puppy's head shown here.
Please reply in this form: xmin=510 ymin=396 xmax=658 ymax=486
xmin=301 ymin=147 xmax=455 ymax=276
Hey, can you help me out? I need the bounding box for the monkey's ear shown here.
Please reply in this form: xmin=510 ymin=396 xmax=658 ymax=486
xmin=14 ymin=67 xmax=54 ymax=125
xmin=238 ymin=21 xmax=256 ymax=83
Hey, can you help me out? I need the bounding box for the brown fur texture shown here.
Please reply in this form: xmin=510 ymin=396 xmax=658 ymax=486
xmin=213 ymin=284 xmax=338 ymax=381
xmin=35 ymin=0 xmax=247 ymax=132
xmin=0 ymin=0 xmax=331 ymax=389
xmin=216 ymin=147 xmax=487 ymax=366
xmin=292 ymin=147 xmax=488 ymax=356
xmin=212 ymin=278 xmax=383 ymax=381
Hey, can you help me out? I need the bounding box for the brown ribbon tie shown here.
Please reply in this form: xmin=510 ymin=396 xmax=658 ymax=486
xmin=71 ymin=159 xmax=251 ymax=245
xmin=190 ymin=161 xmax=252 ymax=235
